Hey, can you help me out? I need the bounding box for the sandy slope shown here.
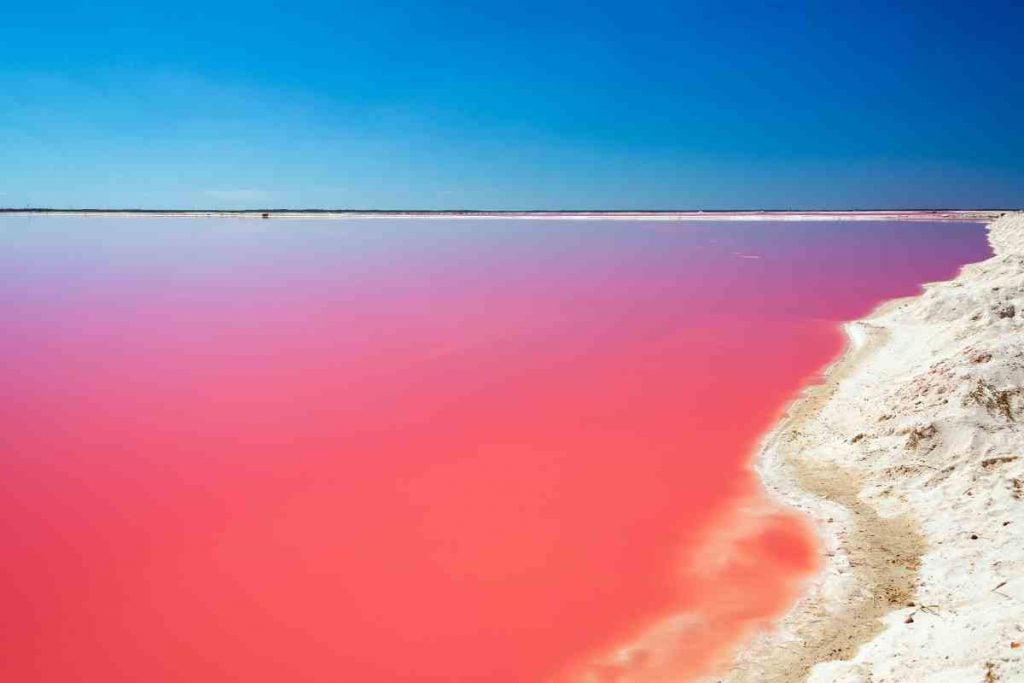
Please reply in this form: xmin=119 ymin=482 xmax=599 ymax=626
xmin=723 ymin=212 xmax=1024 ymax=682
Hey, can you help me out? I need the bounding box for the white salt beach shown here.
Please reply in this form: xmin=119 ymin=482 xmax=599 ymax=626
xmin=726 ymin=212 xmax=1024 ymax=681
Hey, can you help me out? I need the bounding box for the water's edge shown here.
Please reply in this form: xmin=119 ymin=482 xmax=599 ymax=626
xmin=723 ymin=213 xmax=1022 ymax=681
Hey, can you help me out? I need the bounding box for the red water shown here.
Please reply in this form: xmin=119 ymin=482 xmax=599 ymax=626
xmin=0 ymin=217 xmax=989 ymax=682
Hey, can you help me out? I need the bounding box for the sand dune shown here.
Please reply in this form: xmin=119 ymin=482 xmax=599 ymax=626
xmin=725 ymin=212 xmax=1024 ymax=681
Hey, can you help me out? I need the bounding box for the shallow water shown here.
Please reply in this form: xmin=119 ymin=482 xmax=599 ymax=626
xmin=0 ymin=217 xmax=990 ymax=681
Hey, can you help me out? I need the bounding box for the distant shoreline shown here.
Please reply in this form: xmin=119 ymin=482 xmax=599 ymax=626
xmin=0 ymin=209 xmax=1007 ymax=221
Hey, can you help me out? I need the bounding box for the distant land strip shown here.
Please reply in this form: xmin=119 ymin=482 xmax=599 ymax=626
xmin=0 ymin=208 xmax=1010 ymax=221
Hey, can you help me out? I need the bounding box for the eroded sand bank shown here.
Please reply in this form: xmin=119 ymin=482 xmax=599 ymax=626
xmin=724 ymin=212 xmax=1024 ymax=681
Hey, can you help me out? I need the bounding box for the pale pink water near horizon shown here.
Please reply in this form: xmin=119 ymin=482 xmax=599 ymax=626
xmin=0 ymin=217 xmax=990 ymax=681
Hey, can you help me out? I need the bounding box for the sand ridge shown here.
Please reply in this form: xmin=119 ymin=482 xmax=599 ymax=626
xmin=723 ymin=212 xmax=1024 ymax=681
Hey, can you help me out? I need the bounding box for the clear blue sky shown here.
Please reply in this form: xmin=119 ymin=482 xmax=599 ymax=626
xmin=2 ymin=1 xmax=1022 ymax=209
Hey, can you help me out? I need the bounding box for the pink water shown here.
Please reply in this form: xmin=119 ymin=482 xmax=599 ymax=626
xmin=0 ymin=217 xmax=989 ymax=682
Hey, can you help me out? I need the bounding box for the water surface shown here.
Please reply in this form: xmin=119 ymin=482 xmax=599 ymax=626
xmin=0 ymin=217 xmax=990 ymax=681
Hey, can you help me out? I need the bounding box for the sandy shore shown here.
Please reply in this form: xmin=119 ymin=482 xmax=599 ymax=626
xmin=721 ymin=212 xmax=1024 ymax=682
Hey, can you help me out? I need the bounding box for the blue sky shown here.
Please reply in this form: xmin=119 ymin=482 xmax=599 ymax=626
xmin=2 ymin=1 xmax=1022 ymax=209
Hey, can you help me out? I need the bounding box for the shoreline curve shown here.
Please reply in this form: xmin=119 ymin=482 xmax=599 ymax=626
xmin=722 ymin=212 xmax=1024 ymax=681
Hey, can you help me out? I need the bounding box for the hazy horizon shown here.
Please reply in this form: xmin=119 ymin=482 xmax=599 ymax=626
xmin=0 ymin=207 xmax=1014 ymax=214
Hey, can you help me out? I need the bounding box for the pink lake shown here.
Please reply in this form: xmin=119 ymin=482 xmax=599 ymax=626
xmin=0 ymin=216 xmax=990 ymax=681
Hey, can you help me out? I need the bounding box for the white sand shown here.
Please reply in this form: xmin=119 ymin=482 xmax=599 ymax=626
xmin=724 ymin=212 xmax=1024 ymax=682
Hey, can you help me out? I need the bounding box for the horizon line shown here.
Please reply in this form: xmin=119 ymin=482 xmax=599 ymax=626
xmin=0 ymin=208 xmax=1013 ymax=216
